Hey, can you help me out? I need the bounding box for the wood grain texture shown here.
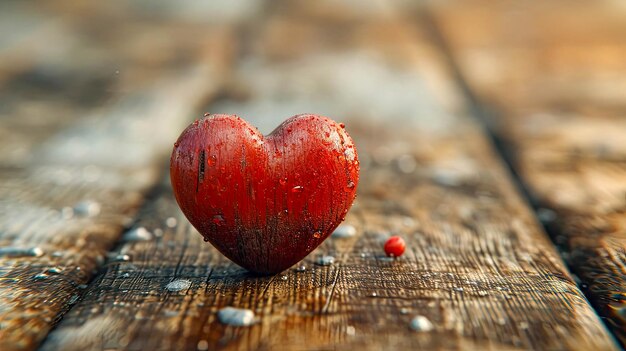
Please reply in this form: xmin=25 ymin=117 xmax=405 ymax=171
xmin=40 ymin=1 xmax=617 ymax=350
xmin=429 ymin=0 xmax=626 ymax=345
xmin=0 ymin=2 xmax=236 ymax=350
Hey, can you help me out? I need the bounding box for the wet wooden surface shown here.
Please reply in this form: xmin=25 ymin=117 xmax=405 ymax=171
xmin=0 ymin=1 xmax=622 ymax=350
xmin=430 ymin=0 xmax=626 ymax=345
xmin=0 ymin=1 xmax=232 ymax=350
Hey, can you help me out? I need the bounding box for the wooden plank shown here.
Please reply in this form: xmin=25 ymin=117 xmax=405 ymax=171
xmin=429 ymin=0 xmax=626 ymax=345
xmin=40 ymin=1 xmax=617 ymax=350
xmin=0 ymin=4 xmax=236 ymax=351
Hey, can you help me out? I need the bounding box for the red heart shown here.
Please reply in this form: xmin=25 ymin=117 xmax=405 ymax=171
xmin=170 ymin=114 xmax=359 ymax=274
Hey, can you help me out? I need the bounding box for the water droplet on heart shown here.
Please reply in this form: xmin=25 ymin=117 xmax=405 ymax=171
xmin=193 ymin=120 xmax=199 ymax=126
xmin=174 ymin=142 xmax=180 ymax=147
xmin=291 ymin=186 xmax=304 ymax=193
xmin=313 ymin=231 xmax=322 ymax=239
xmin=279 ymin=177 xmax=287 ymax=186
xmin=213 ymin=215 xmax=225 ymax=225
xmin=339 ymin=123 xmax=345 ymax=129
xmin=204 ymin=112 xmax=211 ymax=117
xmin=346 ymin=181 xmax=355 ymax=189
xmin=207 ymin=155 xmax=217 ymax=166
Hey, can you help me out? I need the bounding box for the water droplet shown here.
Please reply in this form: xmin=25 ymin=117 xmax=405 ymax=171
xmin=217 ymin=307 xmax=256 ymax=326
xmin=207 ymin=155 xmax=217 ymax=166
xmin=346 ymin=181 xmax=355 ymax=189
xmin=174 ymin=141 xmax=180 ymax=148
xmin=203 ymin=112 xmax=211 ymax=117
xmin=33 ymin=273 xmax=48 ymax=280
xmin=0 ymin=247 xmax=44 ymax=258
xmin=197 ymin=340 xmax=209 ymax=351
xmin=370 ymin=292 xmax=378 ymax=297
xmin=68 ymin=295 xmax=80 ymax=304
xmin=400 ymin=308 xmax=410 ymax=315
xmin=52 ymin=251 xmax=64 ymax=258
xmin=280 ymin=275 xmax=288 ymax=281
xmin=279 ymin=177 xmax=287 ymax=186
xmin=165 ymin=217 xmax=177 ymax=228
xmin=74 ymin=200 xmax=101 ymax=217
xmin=213 ymin=215 xmax=225 ymax=226
xmin=203 ymin=237 xmax=210 ymax=242
xmin=78 ymin=284 xmax=88 ymax=289
xmin=410 ymin=316 xmax=434 ymax=332
xmin=291 ymin=186 xmax=304 ymax=193
xmin=295 ymin=265 xmax=307 ymax=272
xmin=193 ymin=120 xmax=199 ymax=126
xmin=332 ymin=225 xmax=356 ymax=238
xmin=47 ymin=267 xmax=62 ymax=274
xmin=123 ymin=227 xmax=153 ymax=242
xmin=346 ymin=325 xmax=356 ymax=336
xmin=339 ymin=123 xmax=345 ymax=129
xmin=166 ymin=279 xmax=192 ymax=292
xmin=113 ymin=254 xmax=130 ymax=262
xmin=315 ymin=255 xmax=335 ymax=266
xmin=453 ymin=287 xmax=464 ymax=292
xmin=121 ymin=272 xmax=130 ymax=278
xmin=477 ymin=291 xmax=488 ymax=297
xmin=312 ymin=231 xmax=322 ymax=239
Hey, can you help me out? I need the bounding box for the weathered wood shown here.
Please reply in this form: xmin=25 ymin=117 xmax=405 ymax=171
xmin=41 ymin=1 xmax=617 ymax=350
xmin=429 ymin=0 xmax=626 ymax=345
xmin=0 ymin=3 xmax=235 ymax=350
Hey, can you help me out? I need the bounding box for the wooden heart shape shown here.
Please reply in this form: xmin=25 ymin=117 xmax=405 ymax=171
xmin=170 ymin=114 xmax=359 ymax=274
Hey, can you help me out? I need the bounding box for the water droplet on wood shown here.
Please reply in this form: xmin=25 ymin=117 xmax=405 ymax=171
xmin=315 ymin=255 xmax=335 ymax=266
xmin=166 ymin=279 xmax=192 ymax=292
xmin=123 ymin=227 xmax=153 ymax=242
xmin=332 ymin=225 xmax=356 ymax=238
xmin=165 ymin=217 xmax=177 ymax=228
xmin=410 ymin=316 xmax=434 ymax=332
xmin=197 ymin=340 xmax=209 ymax=351
xmin=47 ymin=267 xmax=62 ymax=274
xmin=217 ymin=307 xmax=256 ymax=326
xmin=74 ymin=200 xmax=101 ymax=217
xmin=0 ymin=247 xmax=44 ymax=258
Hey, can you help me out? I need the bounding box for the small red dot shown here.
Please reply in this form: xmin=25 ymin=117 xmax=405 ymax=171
xmin=384 ymin=236 xmax=406 ymax=257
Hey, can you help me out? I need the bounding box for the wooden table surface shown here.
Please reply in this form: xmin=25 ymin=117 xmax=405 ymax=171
xmin=0 ymin=1 xmax=624 ymax=350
